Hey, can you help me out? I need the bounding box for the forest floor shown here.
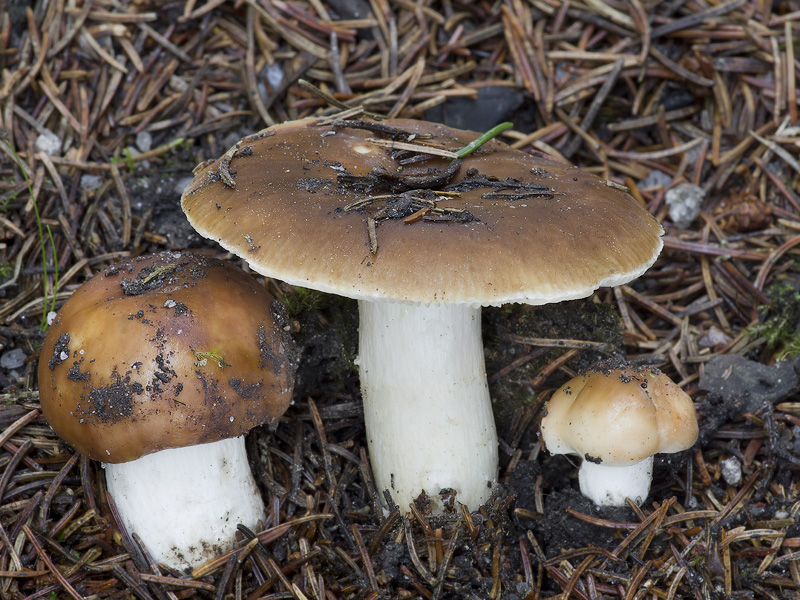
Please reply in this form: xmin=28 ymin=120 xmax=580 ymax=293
xmin=1 ymin=1 xmax=800 ymax=599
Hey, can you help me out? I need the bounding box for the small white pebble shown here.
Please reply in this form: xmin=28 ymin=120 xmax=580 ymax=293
xmin=266 ymin=62 xmax=284 ymax=89
xmin=35 ymin=129 xmax=62 ymax=156
xmin=1 ymin=348 xmax=26 ymax=369
xmin=80 ymin=174 xmax=103 ymax=191
xmin=639 ymin=169 xmax=673 ymax=189
xmin=174 ymin=176 xmax=193 ymax=195
xmin=135 ymin=130 xmax=153 ymax=153
xmin=720 ymin=456 xmax=742 ymax=487
xmin=665 ymin=182 xmax=705 ymax=229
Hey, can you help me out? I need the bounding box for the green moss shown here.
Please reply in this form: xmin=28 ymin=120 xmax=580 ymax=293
xmin=748 ymin=281 xmax=800 ymax=359
xmin=282 ymin=285 xmax=326 ymax=319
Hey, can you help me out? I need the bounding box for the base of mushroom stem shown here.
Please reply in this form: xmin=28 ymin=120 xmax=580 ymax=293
xmin=104 ymin=436 xmax=265 ymax=572
xmin=578 ymin=456 xmax=653 ymax=507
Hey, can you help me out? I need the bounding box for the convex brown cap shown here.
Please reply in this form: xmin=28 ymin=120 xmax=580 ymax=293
xmin=541 ymin=366 xmax=699 ymax=466
xmin=181 ymin=117 xmax=664 ymax=306
xmin=38 ymin=251 xmax=297 ymax=463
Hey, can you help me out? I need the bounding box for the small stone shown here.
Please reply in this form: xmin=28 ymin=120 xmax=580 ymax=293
xmin=35 ymin=129 xmax=62 ymax=156
xmin=638 ymin=169 xmax=673 ymax=189
xmin=698 ymin=325 xmax=731 ymax=348
xmin=699 ymin=354 xmax=798 ymax=407
xmin=80 ymin=174 xmax=104 ymax=191
xmin=266 ymin=63 xmax=284 ymax=89
xmin=174 ymin=176 xmax=194 ymax=196
xmin=720 ymin=456 xmax=742 ymax=487
xmin=135 ymin=130 xmax=153 ymax=153
xmin=1 ymin=348 xmax=26 ymax=369
xmin=665 ymin=182 xmax=705 ymax=229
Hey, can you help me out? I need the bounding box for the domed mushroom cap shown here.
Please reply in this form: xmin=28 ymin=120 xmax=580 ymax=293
xmin=541 ymin=366 xmax=698 ymax=466
xmin=38 ymin=251 xmax=297 ymax=463
xmin=181 ymin=117 xmax=664 ymax=306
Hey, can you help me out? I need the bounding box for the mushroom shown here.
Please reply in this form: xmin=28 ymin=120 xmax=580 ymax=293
xmin=38 ymin=251 xmax=297 ymax=570
xmin=540 ymin=366 xmax=699 ymax=506
xmin=180 ymin=116 xmax=663 ymax=512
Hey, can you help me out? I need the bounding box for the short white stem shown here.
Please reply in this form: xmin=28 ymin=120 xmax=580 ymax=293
xmin=578 ymin=456 xmax=653 ymax=506
xmin=358 ymin=300 xmax=498 ymax=512
xmin=105 ymin=436 xmax=265 ymax=572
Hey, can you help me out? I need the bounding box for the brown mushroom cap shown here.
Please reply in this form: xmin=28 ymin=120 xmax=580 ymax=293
xmin=540 ymin=366 xmax=699 ymax=466
xmin=38 ymin=251 xmax=296 ymax=463
xmin=181 ymin=117 xmax=664 ymax=305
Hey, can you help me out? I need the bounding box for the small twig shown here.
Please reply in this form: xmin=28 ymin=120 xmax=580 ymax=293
xmin=351 ymin=525 xmax=379 ymax=591
xmin=503 ymin=333 xmax=616 ymax=353
xmin=22 ymin=524 xmax=86 ymax=600
xmin=403 ymin=517 xmax=437 ymax=587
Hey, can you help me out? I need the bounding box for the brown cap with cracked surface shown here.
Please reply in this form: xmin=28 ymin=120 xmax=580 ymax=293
xmin=540 ymin=366 xmax=699 ymax=466
xmin=181 ymin=117 xmax=663 ymax=306
xmin=38 ymin=251 xmax=297 ymax=463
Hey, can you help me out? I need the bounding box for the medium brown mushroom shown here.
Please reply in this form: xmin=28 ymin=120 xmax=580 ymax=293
xmin=181 ymin=116 xmax=664 ymax=512
xmin=540 ymin=366 xmax=699 ymax=506
xmin=38 ymin=251 xmax=297 ymax=570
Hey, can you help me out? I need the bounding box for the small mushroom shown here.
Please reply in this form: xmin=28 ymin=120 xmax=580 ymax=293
xmin=540 ymin=366 xmax=699 ymax=506
xmin=181 ymin=116 xmax=664 ymax=512
xmin=38 ymin=251 xmax=297 ymax=570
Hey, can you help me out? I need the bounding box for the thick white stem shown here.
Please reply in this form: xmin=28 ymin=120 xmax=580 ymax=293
xmin=578 ymin=456 xmax=654 ymax=506
xmin=105 ymin=436 xmax=265 ymax=572
xmin=358 ymin=300 xmax=498 ymax=512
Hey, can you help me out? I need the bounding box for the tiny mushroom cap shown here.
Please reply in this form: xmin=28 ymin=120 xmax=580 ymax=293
xmin=38 ymin=251 xmax=297 ymax=570
xmin=540 ymin=366 xmax=699 ymax=507
xmin=181 ymin=116 xmax=664 ymax=512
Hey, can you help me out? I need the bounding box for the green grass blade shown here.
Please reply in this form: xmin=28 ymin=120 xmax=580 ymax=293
xmin=3 ymin=139 xmax=58 ymax=329
xmin=455 ymin=122 xmax=514 ymax=158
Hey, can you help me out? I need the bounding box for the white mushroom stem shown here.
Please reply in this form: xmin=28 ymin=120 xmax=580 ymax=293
xmin=358 ymin=300 xmax=498 ymax=512
xmin=578 ymin=456 xmax=654 ymax=507
xmin=105 ymin=436 xmax=264 ymax=571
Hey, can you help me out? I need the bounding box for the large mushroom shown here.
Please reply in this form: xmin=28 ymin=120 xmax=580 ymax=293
xmin=38 ymin=251 xmax=297 ymax=570
xmin=181 ymin=116 xmax=663 ymax=512
xmin=540 ymin=365 xmax=699 ymax=506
